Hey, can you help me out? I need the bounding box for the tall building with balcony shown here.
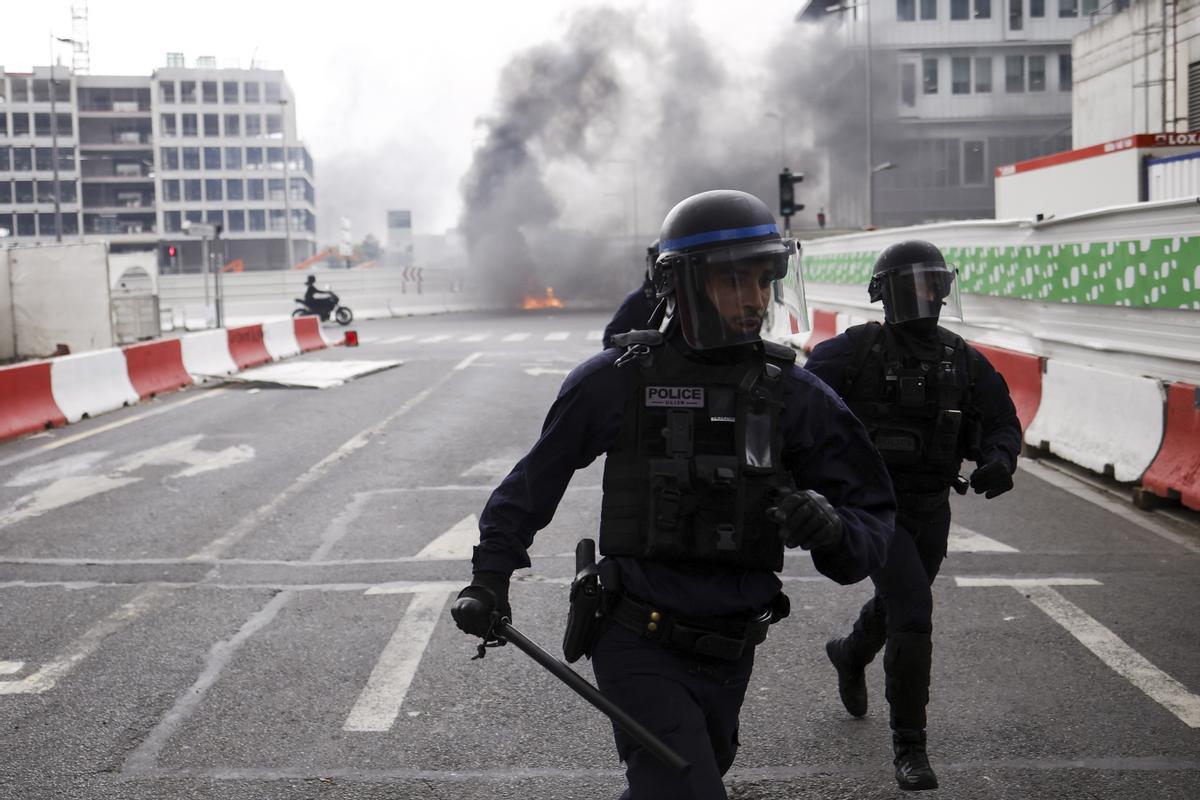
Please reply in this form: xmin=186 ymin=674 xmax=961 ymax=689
xmin=0 ymin=59 xmax=316 ymax=271
xmin=801 ymin=0 xmax=1122 ymax=227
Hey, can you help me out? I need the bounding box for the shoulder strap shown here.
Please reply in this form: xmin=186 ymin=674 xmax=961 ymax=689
xmin=762 ymin=339 xmax=798 ymax=366
xmin=844 ymin=322 xmax=883 ymax=396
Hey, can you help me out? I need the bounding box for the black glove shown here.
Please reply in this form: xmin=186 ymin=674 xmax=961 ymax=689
xmin=450 ymin=571 xmax=511 ymax=639
xmin=768 ymin=490 xmax=844 ymax=552
xmin=969 ymin=460 xmax=1013 ymax=499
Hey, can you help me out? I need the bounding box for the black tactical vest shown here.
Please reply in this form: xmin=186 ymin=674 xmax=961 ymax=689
xmin=842 ymin=322 xmax=980 ymax=493
xmin=599 ymin=337 xmax=796 ymax=572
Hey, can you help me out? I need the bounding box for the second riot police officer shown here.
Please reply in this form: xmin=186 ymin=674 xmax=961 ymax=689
xmin=805 ymin=239 xmax=1022 ymax=791
xmin=602 ymin=240 xmax=661 ymax=349
xmin=453 ymin=189 xmax=897 ymax=799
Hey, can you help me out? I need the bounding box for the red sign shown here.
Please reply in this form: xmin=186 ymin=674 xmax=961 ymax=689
xmin=996 ymin=133 xmax=1200 ymax=177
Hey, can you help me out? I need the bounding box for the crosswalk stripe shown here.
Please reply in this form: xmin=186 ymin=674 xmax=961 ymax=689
xmin=417 ymin=335 xmax=451 ymax=343
xmin=460 ymin=333 xmax=488 ymax=342
xmin=502 ymin=333 xmax=530 ymax=342
xmin=586 ymin=330 xmax=602 ymax=341
xmin=545 ymin=332 xmax=570 ymax=341
xmin=948 ymin=524 xmax=1019 ymax=553
xmin=381 ymin=335 xmax=415 ymax=344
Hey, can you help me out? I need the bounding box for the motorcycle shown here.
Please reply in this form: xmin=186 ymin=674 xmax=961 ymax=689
xmin=293 ymin=292 xmax=354 ymax=325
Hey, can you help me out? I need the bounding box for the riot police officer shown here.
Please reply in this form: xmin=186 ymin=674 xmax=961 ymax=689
xmin=602 ymin=240 xmax=661 ymax=349
xmin=804 ymin=239 xmax=1021 ymax=791
xmin=452 ymin=190 xmax=897 ymax=799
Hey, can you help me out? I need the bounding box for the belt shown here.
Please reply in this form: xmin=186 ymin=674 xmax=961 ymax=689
xmin=895 ymin=487 xmax=951 ymax=513
xmin=607 ymin=594 xmax=771 ymax=662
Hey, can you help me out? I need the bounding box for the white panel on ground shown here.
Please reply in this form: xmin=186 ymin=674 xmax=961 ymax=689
xmin=414 ymin=514 xmax=479 ymax=560
xmin=947 ymin=523 xmax=1019 ymax=553
xmin=502 ymin=333 xmax=529 ymax=342
xmin=545 ymin=332 xmax=569 ymax=341
xmin=342 ymin=590 xmax=451 ymax=732
xmin=222 ymin=360 xmax=402 ymax=389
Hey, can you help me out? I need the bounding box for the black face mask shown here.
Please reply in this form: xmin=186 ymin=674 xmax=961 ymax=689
xmin=886 ymin=316 xmax=941 ymax=360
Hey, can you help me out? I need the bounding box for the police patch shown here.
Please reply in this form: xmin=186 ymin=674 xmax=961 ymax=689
xmin=645 ymin=386 xmax=705 ymax=408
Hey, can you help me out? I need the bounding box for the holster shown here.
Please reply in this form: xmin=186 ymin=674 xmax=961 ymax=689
xmin=562 ymin=539 xmax=605 ymax=663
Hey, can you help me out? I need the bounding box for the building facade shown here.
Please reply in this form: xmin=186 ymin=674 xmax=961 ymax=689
xmin=805 ymin=0 xmax=1122 ymax=226
xmin=0 ymin=59 xmax=316 ymax=271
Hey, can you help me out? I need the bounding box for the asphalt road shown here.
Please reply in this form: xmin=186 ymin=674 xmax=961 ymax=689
xmin=1 ymin=309 xmax=1197 ymax=799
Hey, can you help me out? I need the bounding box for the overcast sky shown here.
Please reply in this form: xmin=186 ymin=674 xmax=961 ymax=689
xmin=4 ymin=1 xmax=805 ymax=242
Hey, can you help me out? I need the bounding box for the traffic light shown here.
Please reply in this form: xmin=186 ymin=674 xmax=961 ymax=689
xmin=167 ymin=245 xmax=177 ymax=258
xmin=778 ymin=168 xmax=805 ymax=218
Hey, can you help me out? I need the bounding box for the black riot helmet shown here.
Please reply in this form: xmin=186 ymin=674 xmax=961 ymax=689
xmin=653 ymin=190 xmax=802 ymax=350
xmin=305 ymin=274 xmax=316 ymax=285
xmin=641 ymin=239 xmax=659 ymax=299
xmin=868 ymin=239 xmax=962 ymax=324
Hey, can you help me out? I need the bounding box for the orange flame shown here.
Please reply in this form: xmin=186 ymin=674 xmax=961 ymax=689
xmin=522 ymin=287 xmax=564 ymax=310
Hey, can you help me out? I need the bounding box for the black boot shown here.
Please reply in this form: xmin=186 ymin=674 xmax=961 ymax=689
xmin=892 ymin=729 xmax=938 ymax=790
xmin=825 ymin=637 xmax=868 ymax=718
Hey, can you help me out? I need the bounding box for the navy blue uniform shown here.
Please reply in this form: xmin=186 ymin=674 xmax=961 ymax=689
xmin=805 ymin=327 xmax=1020 ymax=732
xmin=474 ymin=341 xmax=896 ymax=799
xmin=602 ymin=286 xmax=659 ymax=349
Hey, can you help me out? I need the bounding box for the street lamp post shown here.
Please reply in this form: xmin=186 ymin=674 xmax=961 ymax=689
xmin=49 ymin=35 xmax=79 ymax=243
xmin=279 ymin=98 xmax=295 ymax=270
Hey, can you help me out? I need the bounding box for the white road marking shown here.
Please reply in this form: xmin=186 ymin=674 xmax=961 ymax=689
xmin=460 ymin=457 xmax=517 ymax=478
xmin=459 ymin=333 xmax=489 ymax=342
xmin=116 ymin=435 xmax=256 ymax=479
xmin=342 ymin=590 xmax=451 ymax=732
xmin=0 ymin=587 xmax=166 ymax=695
xmin=364 ymin=581 xmax=466 ymax=596
xmin=947 ymin=523 xmax=1019 ymax=553
xmin=382 ymin=335 xmax=415 ymax=344
xmin=0 ymin=475 xmax=141 ymax=529
xmin=957 ymin=577 xmax=1200 ymax=728
xmin=502 ymin=333 xmax=530 ymax=342
xmin=6 ymin=451 xmax=110 ymax=487
xmin=524 ymin=367 xmax=571 ymax=377
xmin=545 ymin=331 xmax=569 ymax=341
xmin=453 ymin=352 xmax=483 ymax=371
xmin=413 ymin=514 xmax=479 ymax=561
xmin=418 ymin=334 xmax=451 ymax=343
xmin=0 ymin=661 xmax=24 ymax=675
xmin=586 ymin=330 xmax=602 ymax=341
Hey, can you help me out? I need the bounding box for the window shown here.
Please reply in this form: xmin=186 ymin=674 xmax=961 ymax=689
xmin=32 ymin=80 xmax=50 ymax=103
xmin=1031 ymin=0 xmax=1044 ymax=15
xmin=247 ymin=178 xmax=264 ymax=200
xmin=224 ymin=114 xmax=240 ymax=136
xmin=920 ymin=0 xmax=937 ymax=19
xmin=266 ymin=114 xmax=282 ymax=137
xmin=0 ymin=147 xmax=8 ymax=171
xmin=951 ymin=0 xmax=969 ymax=18
xmin=0 ymin=214 xmax=11 ymax=238
xmin=35 ymin=148 xmax=54 ymax=171
xmin=1059 ymin=54 xmax=1073 ymax=90
xmin=226 ymin=178 xmax=244 ymax=200
xmin=244 ymin=81 xmax=260 ymax=103
xmin=165 ymin=211 xmax=181 ymax=233
xmin=224 ymin=147 xmax=242 ymax=169
xmin=0 ymin=116 xmax=6 ymax=137
xmin=1058 ymin=0 xmax=1076 ymax=15
xmin=160 ymin=113 xmax=177 ymax=136
xmin=205 ymin=179 xmax=223 ymax=201
xmin=1006 ymin=55 xmax=1025 ymax=92
xmin=185 ymin=210 xmax=203 ymax=225
xmin=923 ymin=58 xmax=939 ymax=94
xmin=56 ymin=114 xmax=73 ymax=137
xmin=206 ymin=209 xmax=224 ymax=227
xmin=36 ymin=181 xmax=57 ymax=203
xmin=12 ymin=112 xmax=29 ymax=136
xmin=162 ymin=180 xmax=181 ymax=201
xmin=13 ymin=148 xmax=32 ymax=171
xmin=264 ymin=82 xmax=281 ymax=103
xmin=1009 ymin=0 xmax=1023 ymax=29
xmin=270 ymin=209 xmax=287 ymax=231
xmin=952 ymin=58 xmax=971 ymax=94
xmin=249 ymin=209 xmax=265 ymax=231
xmin=245 ymin=114 xmax=262 ymax=137
xmin=203 ymin=114 xmax=219 ymax=136
xmin=228 ymin=209 xmax=245 ymax=232
xmin=34 ymin=113 xmax=51 ymax=137
xmin=180 ymin=81 xmax=196 ymax=103
xmin=11 ymin=79 xmax=29 ymax=102
xmin=897 ymin=0 xmax=916 ymax=20
xmin=17 ymin=213 xmax=35 ymax=236
xmin=0 ymin=185 xmax=9 ymax=204
xmin=963 ymin=140 xmax=986 ymax=185
xmin=58 ymin=149 xmax=75 ymax=172
xmin=182 ymin=147 xmax=201 ymax=170
xmin=1082 ymin=0 xmax=1098 ymax=13
xmin=202 ymin=81 xmax=218 ymax=103
xmin=160 ymin=147 xmax=179 ymax=170
xmin=222 ymin=81 xmax=239 ymax=103
xmin=975 ymin=57 xmax=993 ymax=92
xmin=182 ymin=113 xmax=198 ymax=137
xmin=15 ymin=181 xmax=34 ymax=203
xmin=160 ymin=81 xmax=175 ymax=103
xmin=1029 ymin=55 xmax=1046 ymax=91
xmin=204 ymin=147 xmax=222 ymax=170
xmin=245 ymin=147 xmax=264 ymax=170
xmin=975 ymin=0 xmax=991 ymax=17
xmin=184 ymin=179 xmax=202 ymax=201
xmin=267 ymin=148 xmax=284 ymax=170
xmin=1189 ymin=60 xmax=1200 ymax=131
xmin=268 ymin=178 xmax=285 ymax=200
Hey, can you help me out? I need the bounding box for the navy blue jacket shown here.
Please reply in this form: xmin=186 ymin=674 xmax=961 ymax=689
xmin=602 ymin=286 xmax=659 ymax=349
xmin=473 ymin=339 xmax=897 ymax=617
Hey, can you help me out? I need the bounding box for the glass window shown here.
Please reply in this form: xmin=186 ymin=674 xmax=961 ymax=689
xmin=0 ymin=116 xmax=6 ymax=137
xmin=180 ymin=80 xmax=196 ymax=103
xmin=963 ymin=141 xmax=986 ymax=185
xmin=975 ymin=57 xmax=993 ymax=92
xmin=920 ymin=0 xmax=937 ymax=19
xmin=222 ymin=81 xmax=239 ymax=103
xmin=901 ymin=63 xmax=917 ymax=107
xmin=11 ymin=78 xmax=29 ymax=102
xmin=160 ymin=147 xmax=179 ymax=170
xmin=15 ymin=181 xmax=34 ymax=203
xmin=923 ymin=58 xmax=939 ymax=94
xmin=57 ymin=149 xmax=75 ymax=172
xmin=249 ymin=209 xmax=265 ymax=230
xmin=245 ymin=114 xmax=262 ymax=137
xmin=1010 ymin=0 xmax=1023 ymax=28
xmin=182 ymin=113 xmax=198 ymax=137
xmin=1058 ymin=0 xmax=1076 ymax=15
xmin=203 ymin=113 xmax=219 ymax=136
xmin=226 ymin=178 xmax=244 ymax=200
xmin=165 ymin=211 xmax=181 ymax=232
xmin=206 ymin=209 xmax=224 ymax=227
xmin=0 ymin=146 xmax=8 ymax=171
xmin=228 ymin=209 xmax=245 ymax=232
xmin=245 ymin=147 xmax=264 ymax=170
xmin=270 ymin=209 xmax=286 ymax=231
xmin=1029 ymin=55 xmax=1046 ymax=91
xmin=224 ymin=114 xmax=240 ymax=136
xmin=182 ymin=147 xmax=201 ymax=170
xmin=32 ymin=80 xmax=50 ymax=103
xmin=1082 ymin=0 xmax=1098 ymax=12
xmin=1059 ymin=53 xmax=1073 ymax=90
xmin=952 ymin=57 xmax=971 ymax=94
xmin=268 ymin=178 xmax=285 ymax=200
xmin=266 ymin=114 xmax=282 ymax=137
xmin=185 ymin=210 xmax=203 ymax=224
xmin=202 ymin=81 xmax=218 ymax=103
xmin=1006 ymin=55 xmax=1025 ymax=92
xmin=951 ymin=0 xmax=969 ymax=18
xmin=56 ymin=113 xmax=73 ymax=137
xmin=35 ymin=148 xmax=54 ymax=171
xmin=975 ymin=0 xmax=992 ymax=16
xmin=205 ymin=179 xmax=223 ymax=201
xmin=161 ymin=113 xmax=177 ymax=136
xmin=244 ymin=81 xmax=260 ymax=103
xmin=897 ymin=0 xmax=916 ymax=20
xmin=264 ymin=82 xmax=281 ymax=103
xmin=224 ymin=147 xmax=242 ymax=169
xmin=162 ymin=179 xmax=181 ymax=201
xmin=17 ymin=213 xmax=35 ymax=236
xmin=0 ymin=213 xmax=11 ymax=238
xmin=0 ymin=184 xmax=9 ymax=204
xmin=184 ymin=179 xmax=202 ymax=201
xmin=35 ymin=113 xmax=52 ymax=137
xmin=159 ymin=81 xmax=176 ymax=103
xmin=12 ymin=113 xmax=29 ymax=136
xmin=204 ymin=147 xmax=222 ymax=170
xmin=1031 ymin=0 xmax=1045 ymax=15
xmin=247 ymin=178 xmax=264 ymax=200
xmin=36 ymin=181 xmax=56 ymax=203
xmin=13 ymin=147 xmax=32 ymax=171
xmin=267 ymin=147 xmax=284 ymax=169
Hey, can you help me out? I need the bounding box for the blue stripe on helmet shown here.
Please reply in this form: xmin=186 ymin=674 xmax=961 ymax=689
xmin=660 ymin=223 xmax=779 ymax=252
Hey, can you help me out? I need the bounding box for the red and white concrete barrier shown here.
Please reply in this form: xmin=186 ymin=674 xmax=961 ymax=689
xmin=226 ymin=324 xmax=273 ymax=370
xmin=181 ymin=330 xmax=239 ymax=379
xmin=294 ymin=316 xmax=326 ymax=353
xmin=803 ymin=309 xmax=839 ymax=354
xmin=1140 ymin=383 xmax=1200 ymax=511
xmin=50 ymin=349 xmax=140 ymax=423
xmin=0 ymin=362 xmax=66 ymax=440
xmin=971 ymin=343 xmax=1043 ymax=433
xmin=262 ymin=319 xmax=301 ymax=361
xmin=123 ymin=339 xmax=195 ymax=400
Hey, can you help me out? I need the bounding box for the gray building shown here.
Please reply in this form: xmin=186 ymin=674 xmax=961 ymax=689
xmin=0 ymin=57 xmax=316 ymax=271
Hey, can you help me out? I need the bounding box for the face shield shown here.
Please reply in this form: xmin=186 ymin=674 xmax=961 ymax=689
xmin=868 ymin=262 xmax=962 ymax=324
xmin=668 ymin=238 xmax=795 ymax=350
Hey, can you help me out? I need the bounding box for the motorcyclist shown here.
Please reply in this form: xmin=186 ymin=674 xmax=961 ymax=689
xmin=302 ymin=275 xmax=337 ymax=319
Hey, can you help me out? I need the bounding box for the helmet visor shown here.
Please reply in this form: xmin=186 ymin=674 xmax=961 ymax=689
xmin=869 ymin=262 xmax=962 ymax=323
xmin=674 ymin=239 xmax=795 ymax=350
